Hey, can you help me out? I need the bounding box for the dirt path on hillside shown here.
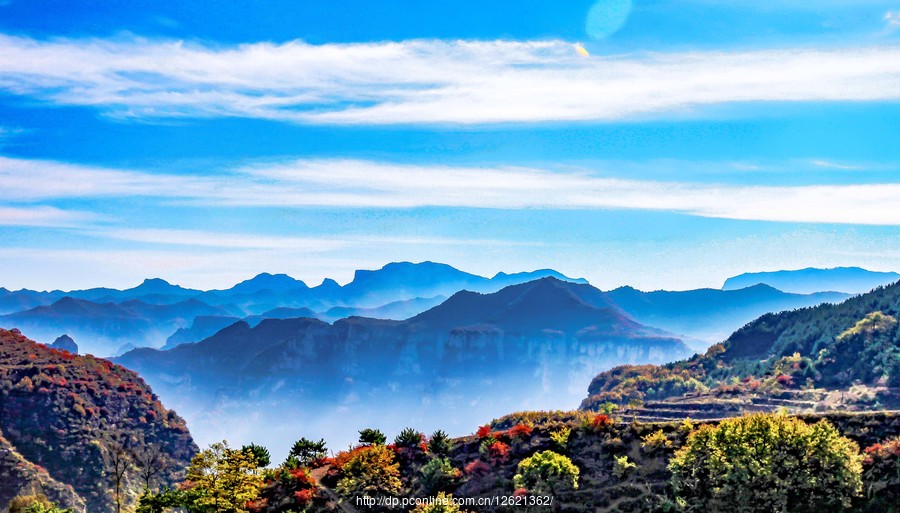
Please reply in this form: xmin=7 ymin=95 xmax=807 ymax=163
xmin=309 ymin=465 xmax=361 ymax=513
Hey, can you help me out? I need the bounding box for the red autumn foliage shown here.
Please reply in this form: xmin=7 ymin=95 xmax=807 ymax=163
xmin=294 ymin=489 xmax=315 ymax=505
xmin=591 ymin=414 xmax=614 ymax=430
xmin=310 ymin=456 xmax=332 ymax=469
xmin=288 ymin=468 xmax=315 ymax=486
xmin=246 ymin=498 xmax=269 ymax=512
xmin=476 ymin=425 xmax=493 ymax=438
xmin=508 ymin=423 xmax=533 ymax=439
xmin=464 ymin=459 xmax=490 ymax=477
xmin=487 ymin=441 xmax=510 ymax=465
xmin=513 ymin=488 xmax=529 ymax=497
xmin=332 ymin=445 xmax=371 ymax=470
xmin=776 ymin=374 xmax=794 ymax=386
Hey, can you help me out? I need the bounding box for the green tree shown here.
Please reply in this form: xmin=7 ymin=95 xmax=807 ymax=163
xmin=358 ymin=428 xmax=387 ymax=446
xmin=336 ymin=445 xmax=401 ymax=499
xmin=427 ymin=430 xmax=454 ymax=456
xmin=395 ymin=427 xmax=424 ymax=448
xmin=135 ymin=488 xmax=186 ymax=513
xmin=420 ymin=457 xmax=463 ymax=494
xmin=513 ymin=450 xmax=579 ymax=496
xmin=669 ymin=413 xmax=863 ymax=513
xmin=183 ymin=441 xmax=263 ymax=513
xmin=241 ymin=443 xmax=270 ymax=468
xmin=288 ymin=438 xmax=327 ymax=467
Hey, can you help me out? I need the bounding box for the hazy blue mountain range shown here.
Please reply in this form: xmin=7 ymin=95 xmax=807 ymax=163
xmin=0 ymin=263 xmax=588 ymax=353
xmin=722 ymin=267 xmax=899 ymax=294
xmin=114 ymin=277 xmax=692 ymax=455
xmin=1 ymin=263 xmax=870 ymax=356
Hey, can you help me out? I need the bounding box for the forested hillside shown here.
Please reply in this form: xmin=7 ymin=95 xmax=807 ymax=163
xmin=581 ymin=281 xmax=900 ymax=411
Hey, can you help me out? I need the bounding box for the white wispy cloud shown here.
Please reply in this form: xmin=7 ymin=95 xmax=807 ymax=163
xmin=4 ymin=156 xmax=900 ymax=225
xmin=2 ymin=34 xmax=900 ymax=124
xmin=810 ymin=159 xmax=863 ymax=170
xmin=0 ymin=205 xmax=96 ymax=227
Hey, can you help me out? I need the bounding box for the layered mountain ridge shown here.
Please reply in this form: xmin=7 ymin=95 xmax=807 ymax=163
xmin=1 ymin=263 xmax=865 ymax=356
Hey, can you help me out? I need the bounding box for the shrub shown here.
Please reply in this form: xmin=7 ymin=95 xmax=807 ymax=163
xmin=550 ymin=427 xmax=571 ymax=451
xmin=485 ymin=441 xmax=510 ymax=465
xmin=641 ymin=429 xmax=672 ymax=453
xmin=513 ymin=451 xmax=579 ymax=496
xmin=475 ymin=425 xmax=493 ymax=439
xmin=464 ymin=460 xmax=490 ymax=477
xmin=336 ymin=444 xmax=401 ymax=499
xmin=507 ymin=423 xmax=533 ymax=440
xmin=590 ymin=414 xmax=614 ymax=430
xmin=669 ymin=413 xmax=863 ymax=513
xmin=7 ymin=494 xmax=55 ymax=513
xmin=612 ymin=455 xmax=636 ymax=479
xmin=293 ymin=488 xmax=315 ymax=506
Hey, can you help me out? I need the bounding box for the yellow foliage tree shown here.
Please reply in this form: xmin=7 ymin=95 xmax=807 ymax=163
xmin=183 ymin=441 xmax=263 ymax=513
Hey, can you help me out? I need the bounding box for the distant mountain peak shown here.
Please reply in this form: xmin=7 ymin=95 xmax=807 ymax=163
xmin=229 ymin=272 xmax=307 ymax=293
xmin=723 ymin=267 xmax=900 ymax=295
xmin=125 ymin=277 xmax=199 ymax=296
xmin=491 ymin=269 xmax=588 ymax=284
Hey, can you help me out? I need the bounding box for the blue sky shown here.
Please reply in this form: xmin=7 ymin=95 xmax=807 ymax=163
xmin=2 ymin=0 xmax=900 ymax=291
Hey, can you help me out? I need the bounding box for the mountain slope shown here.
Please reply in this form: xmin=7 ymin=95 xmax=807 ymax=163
xmin=581 ymin=279 xmax=900 ymax=412
xmin=0 ymin=328 xmax=196 ymax=512
xmin=723 ymin=267 xmax=899 ymax=294
xmin=0 ymin=428 xmax=85 ymax=512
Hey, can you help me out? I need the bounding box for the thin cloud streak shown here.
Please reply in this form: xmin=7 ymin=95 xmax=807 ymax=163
xmin=0 ymin=205 xmax=96 ymax=227
xmin=2 ymin=35 xmax=900 ymax=124
xmin=4 ymin=156 xmax=900 ymax=225
xmin=95 ymin=228 xmax=537 ymax=250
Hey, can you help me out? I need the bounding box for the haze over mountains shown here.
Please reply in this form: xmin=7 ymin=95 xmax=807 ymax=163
xmin=114 ymin=277 xmax=692 ymax=454
xmin=0 ymin=261 xmax=896 ymax=461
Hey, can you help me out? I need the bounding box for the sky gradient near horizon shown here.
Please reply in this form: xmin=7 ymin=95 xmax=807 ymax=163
xmin=3 ymin=0 xmax=900 ymax=291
